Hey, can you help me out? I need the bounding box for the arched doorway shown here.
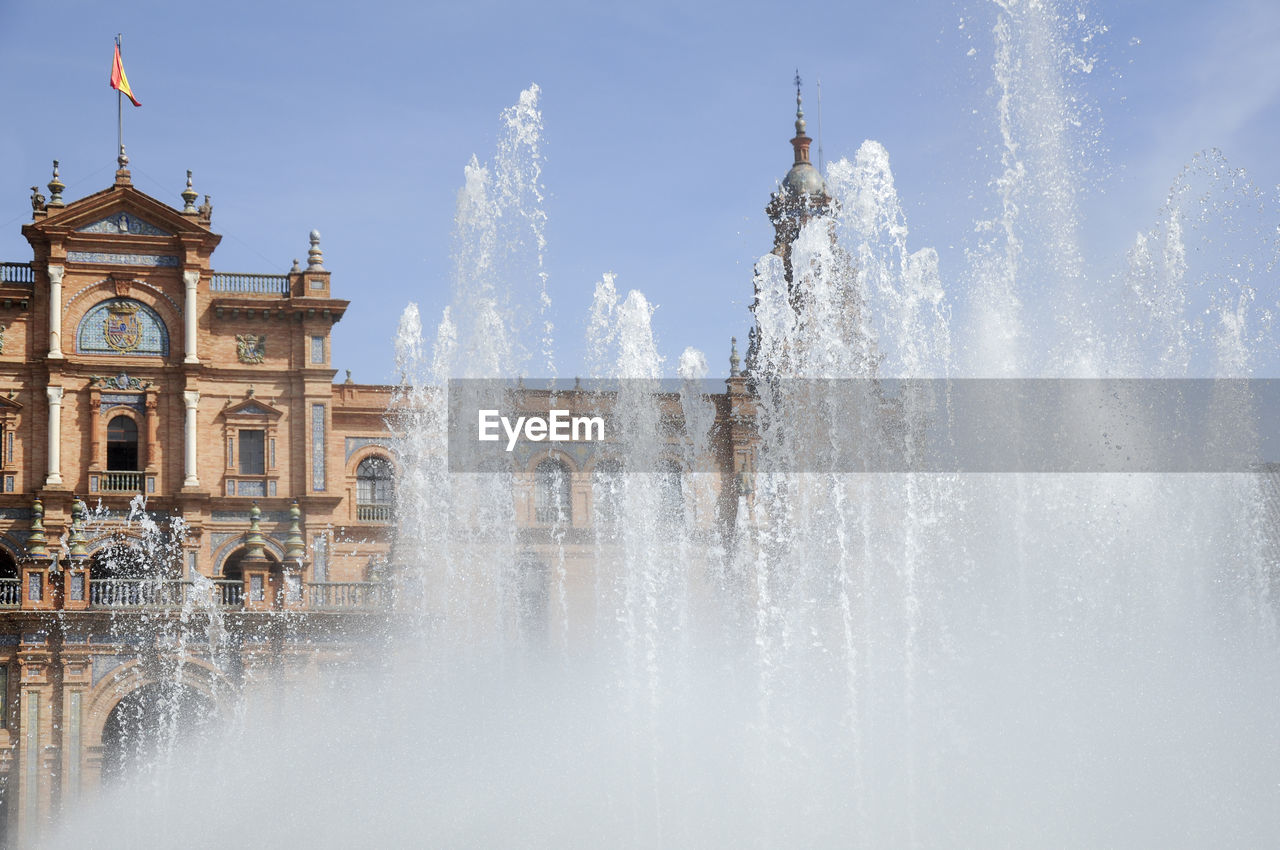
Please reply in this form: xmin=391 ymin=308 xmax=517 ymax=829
xmin=0 ymin=546 xmax=17 ymax=608
xmin=222 ymin=548 xmax=283 ymax=607
xmin=106 ymin=415 xmax=139 ymax=471
xmin=100 ymin=682 xmax=218 ymax=784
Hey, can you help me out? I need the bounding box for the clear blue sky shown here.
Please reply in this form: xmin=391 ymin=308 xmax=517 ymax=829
xmin=2 ymin=1 xmax=1278 ymax=382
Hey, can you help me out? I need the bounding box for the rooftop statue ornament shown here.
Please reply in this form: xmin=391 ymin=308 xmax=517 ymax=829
xmin=30 ymin=186 xmax=46 ymax=214
xmin=47 ymin=161 xmax=65 ymax=207
xmin=307 ymin=230 xmax=325 ymax=270
xmin=181 ymin=170 xmax=198 ymax=213
xmin=197 ymin=194 xmax=213 ymax=224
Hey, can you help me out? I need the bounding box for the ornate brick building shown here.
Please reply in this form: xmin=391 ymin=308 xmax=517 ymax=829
xmin=0 ymin=156 xmax=397 ymax=845
xmin=0 ymin=87 xmax=835 ymax=845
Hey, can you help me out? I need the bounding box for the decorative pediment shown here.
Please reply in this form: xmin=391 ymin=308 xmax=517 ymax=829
xmin=23 ymin=179 xmax=222 ymax=253
xmin=223 ymin=396 xmax=283 ymax=420
xmin=76 ymin=212 xmax=171 ymax=237
xmin=0 ymin=394 xmax=22 ymax=412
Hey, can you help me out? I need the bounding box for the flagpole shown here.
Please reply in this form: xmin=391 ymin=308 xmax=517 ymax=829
xmin=116 ymin=33 xmax=123 ymax=167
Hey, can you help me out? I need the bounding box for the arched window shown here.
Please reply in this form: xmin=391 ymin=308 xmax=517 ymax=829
xmin=534 ymin=458 xmax=572 ymax=524
xmin=356 ymin=455 xmax=394 ymax=522
xmin=106 ymin=416 xmax=139 ymax=470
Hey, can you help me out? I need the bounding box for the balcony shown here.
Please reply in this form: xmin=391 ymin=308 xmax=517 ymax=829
xmin=0 ymin=262 xmax=33 ymax=286
xmin=210 ymin=272 xmax=290 ymax=295
xmin=356 ymin=503 xmax=393 ymax=523
xmin=89 ymin=578 xmax=188 ymax=608
xmin=306 ymin=581 xmax=389 ymax=611
xmin=0 ymin=578 xmax=19 ymax=608
xmin=99 ymin=471 xmax=145 ymax=493
xmin=65 ymin=578 xmax=388 ymax=612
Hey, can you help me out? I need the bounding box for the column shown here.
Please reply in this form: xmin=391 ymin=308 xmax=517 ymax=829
xmin=45 ymin=387 xmax=62 ymax=487
xmin=47 ymin=264 xmax=63 ymax=359
xmin=183 ymin=270 xmax=199 ymax=364
xmin=183 ymin=391 xmax=200 ymax=486
xmin=144 ymin=393 xmax=159 ymax=468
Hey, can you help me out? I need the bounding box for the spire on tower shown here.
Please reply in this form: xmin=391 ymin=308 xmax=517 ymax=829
xmin=794 ymin=69 xmax=807 ymax=137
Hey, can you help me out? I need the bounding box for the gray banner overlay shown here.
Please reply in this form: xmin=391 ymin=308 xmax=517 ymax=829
xmin=446 ymin=379 xmax=1280 ymax=473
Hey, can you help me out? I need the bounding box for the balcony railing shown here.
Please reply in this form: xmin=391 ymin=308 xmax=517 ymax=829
xmin=535 ymin=506 xmax=571 ymax=524
xmin=305 ymin=582 xmax=388 ymax=611
xmin=210 ymin=272 xmax=290 ymax=295
xmin=0 ymin=578 xmax=19 ymax=608
xmin=356 ymin=503 xmax=393 ymax=523
xmin=75 ymin=578 xmax=385 ymax=612
xmin=213 ymin=579 xmax=243 ymax=607
xmin=101 ymin=471 xmax=144 ymax=493
xmin=0 ymin=262 xmax=33 ymax=285
xmin=89 ymin=578 xmax=190 ymax=608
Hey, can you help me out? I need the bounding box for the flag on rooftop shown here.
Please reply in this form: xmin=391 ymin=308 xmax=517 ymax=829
xmin=110 ymin=39 xmax=141 ymax=107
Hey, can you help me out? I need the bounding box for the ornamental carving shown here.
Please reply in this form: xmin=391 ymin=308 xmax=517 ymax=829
xmin=76 ymin=299 xmax=169 ymax=357
xmin=236 ymin=334 xmax=266 ymax=364
xmin=76 ymin=212 xmax=171 ymax=237
xmin=104 ymin=302 xmax=141 ymax=352
xmin=89 ymin=372 xmax=153 ymax=391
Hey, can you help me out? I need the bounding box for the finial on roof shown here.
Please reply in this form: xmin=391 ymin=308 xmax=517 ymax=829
xmin=344 ymin=369 xmax=353 ymax=385
xmin=181 ymin=170 xmax=198 ymax=213
xmin=307 ymin=230 xmax=325 ymax=270
xmin=47 ymin=161 xmax=65 ymax=208
xmin=291 ymin=258 xmax=301 ymax=273
xmin=116 ymin=144 xmax=130 ymax=176
xmin=794 ymin=69 xmax=806 ymax=136
xmin=730 ymin=336 xmax=740 ymax=377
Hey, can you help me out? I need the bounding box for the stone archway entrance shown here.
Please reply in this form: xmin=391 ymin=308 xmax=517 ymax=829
xmin=99 ymin=681 xmax=218 ymax=784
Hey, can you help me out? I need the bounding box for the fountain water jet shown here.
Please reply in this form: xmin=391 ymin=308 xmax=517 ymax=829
xmin=48 ymin=5 xmax=1280 ymax=848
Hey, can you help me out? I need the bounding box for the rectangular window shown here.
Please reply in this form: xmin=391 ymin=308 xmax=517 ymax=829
xmin=313 ymin=534 xmax=328 ymax=583
xmin=311 ymin=404 xmax=326 ymax=491
xmin=269 ymin=438 xmax=276 ymax=469
xmin=238 ymin=430 xmax=265 ymax=475
xmin=5 ymin=431 xmax=11 ymax=465
xmin=227 ymin=436 xmax=235 ymax=468
xmin=311 ymin=335 xmax=325 ymax=364
xmin=4 ymin=475 xmax=12 ymax=493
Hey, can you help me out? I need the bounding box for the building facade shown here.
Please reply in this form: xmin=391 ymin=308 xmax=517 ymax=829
xmin=0 ymin=158 xmax=397 ymax=846
xmin=0 ymin=89 xmax=834 ymax=845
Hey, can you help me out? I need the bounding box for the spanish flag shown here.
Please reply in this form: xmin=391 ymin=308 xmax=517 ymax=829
xmin=110 ymin=41 xmax=141 ymax=107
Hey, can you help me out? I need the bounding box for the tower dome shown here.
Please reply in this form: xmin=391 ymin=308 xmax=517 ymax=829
xmin=779 ymin=74 xmax=826 ymax=198
xmin=764 ymin=73 xmax=834 ymax=273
